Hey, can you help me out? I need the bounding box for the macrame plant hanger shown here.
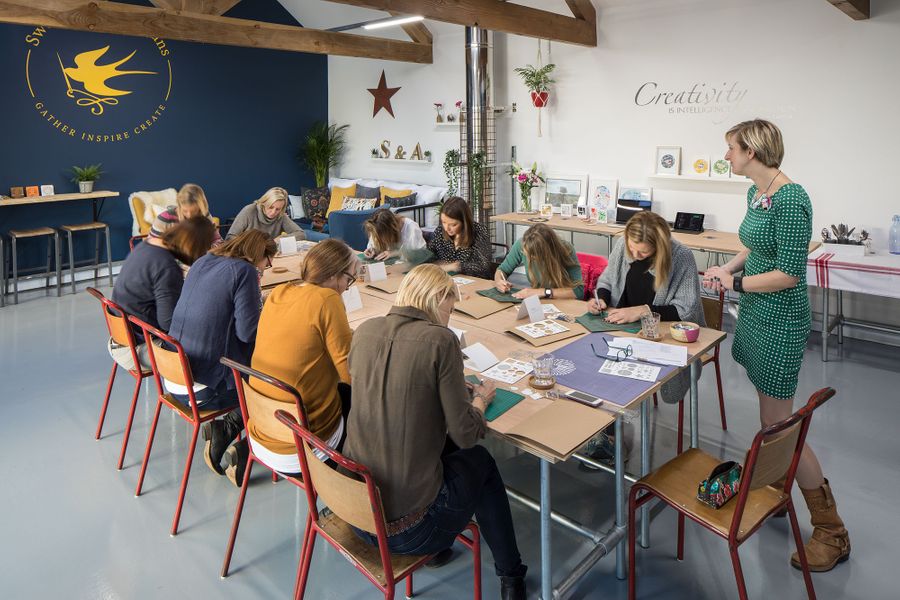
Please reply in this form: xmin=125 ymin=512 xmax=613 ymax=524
xmin=536 ymin=39 xmax=545 ymax=137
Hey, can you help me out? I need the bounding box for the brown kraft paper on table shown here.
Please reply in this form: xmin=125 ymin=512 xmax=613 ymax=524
xmin=504 ymin=400 xmax=615 ymax=460
xmin=505 ymin=321 xmax=587 ymax=347
xmin=365 ymin=276 xmax=403 ymax=294
xmin=454 ymin=295 xmax=510 ymax=319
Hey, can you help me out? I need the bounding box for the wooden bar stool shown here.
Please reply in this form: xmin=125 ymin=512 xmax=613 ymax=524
xmin=8 ymin=227 xmax=61 ymax=304
xmin=60 ymin=222 xmax=113 ymax=294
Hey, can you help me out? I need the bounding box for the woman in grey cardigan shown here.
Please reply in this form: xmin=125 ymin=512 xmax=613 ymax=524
xmin=583 ymin=211 xmax=704 ymax=467
xmin=226 ymin=187 xmax=306 ymax=241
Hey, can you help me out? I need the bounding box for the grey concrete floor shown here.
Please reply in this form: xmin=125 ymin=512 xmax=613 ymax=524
xmin=1 ymin=285 xmax=895 ymax=599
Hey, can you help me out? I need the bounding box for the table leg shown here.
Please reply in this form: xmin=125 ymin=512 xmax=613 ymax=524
xmin=615 ymin=416 xmax=626 ymax=580
xmin=690 ymin=362 xmax=700 ymax=449
xmin=639 ymin=400 xmax=650 ymax=549
xmin=92 ymin=198 xmax=98 ymax=222
xmin=821 ymin=288 xmax=830 ymax=362
xmin=540 ymin=459 xmax=552 ymax=599
xmin=837 ymin=290 xmax=844 ymax=345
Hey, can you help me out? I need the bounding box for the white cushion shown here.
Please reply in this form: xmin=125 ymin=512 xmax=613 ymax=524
xmin=288 ymin=194 xmax=304 ymax=219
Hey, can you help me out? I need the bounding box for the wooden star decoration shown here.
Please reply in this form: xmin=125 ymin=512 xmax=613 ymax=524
xmin=368 ymin=70 xmax=401 ymax=118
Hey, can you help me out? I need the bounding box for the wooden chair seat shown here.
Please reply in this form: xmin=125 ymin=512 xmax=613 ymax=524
xmin=10 ymin=227 xmax=55 ymax=238
xmin=317 ymin=510 xmax=429 ymax=586
xmin=162 ymin=393 xmax=230 ymax=420
xmin=61 ymin=222 xmax=108 ymax=232
xmin=637 ymin=448 xmax=787 ymax=541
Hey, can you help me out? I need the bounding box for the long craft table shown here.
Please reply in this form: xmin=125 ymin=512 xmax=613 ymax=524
xmin=351 ymin=276 xmax=726 ymax=598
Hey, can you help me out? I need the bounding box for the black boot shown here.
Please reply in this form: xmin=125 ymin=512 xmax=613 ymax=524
xmin=201 ymin=411 xmax=244 ymax=476
xmin=500 ymin=575 xmax=526 ymax=600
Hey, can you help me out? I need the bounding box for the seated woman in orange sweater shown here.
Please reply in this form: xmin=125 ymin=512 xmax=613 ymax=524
xmin=242 ymin=239 xmax=359 ymax=481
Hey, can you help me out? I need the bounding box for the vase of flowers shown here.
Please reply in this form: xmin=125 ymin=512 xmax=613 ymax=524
xmin=507 ymin=161 xmax=545 ymax=213
xmin=455 ymin=100 xmax=465 ymax=123
xmin=434 ymin=102 xmax=444 ymax=123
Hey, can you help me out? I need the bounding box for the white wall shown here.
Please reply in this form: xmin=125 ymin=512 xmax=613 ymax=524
xmin=328 ymin=0 xmax=900 ymax=337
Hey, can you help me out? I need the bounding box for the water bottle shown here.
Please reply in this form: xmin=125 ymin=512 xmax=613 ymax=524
xmin=891 ymin=215 xmax=900 ymax=255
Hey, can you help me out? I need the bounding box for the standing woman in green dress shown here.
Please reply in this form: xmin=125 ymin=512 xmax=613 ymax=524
xmin=704 ymin=119 xmax=849 ymax=573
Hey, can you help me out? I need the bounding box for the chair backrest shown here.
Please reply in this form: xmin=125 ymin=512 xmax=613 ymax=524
xmin=275 ymin=410 xmax=387 ymax=538
xmin=129 ymin=235 xmax=147 ymax=251
xmin=728 ymin=387 xmax=836 ymax=538
xmin=328 ymin=207 xmax=380 ymax=251
xmin=87 ymin=287 xmax=143 ymax=372
xmin=576 ymin=252 xmax=609 ymax=301
xmin=219 ymin=357 xmax=310 ymax=447
xmin=129 ymin=189 xmax=177 ymax=236
xmin=128 ymin=315 xmax=202 ymax=418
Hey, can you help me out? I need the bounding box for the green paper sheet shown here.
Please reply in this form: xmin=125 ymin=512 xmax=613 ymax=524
xmin=477 ymin=287 xmax=523 ymax=304
xmin=466 ymin=375 xmax=526 ymax=422
xmin=574 ymin=312 xmax=641 ymax=333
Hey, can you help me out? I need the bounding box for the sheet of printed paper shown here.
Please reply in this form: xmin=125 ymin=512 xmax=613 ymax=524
xmin=453 ymin=276 xmax=475 ymax=285
xmin=462 ymin=342 xmax=499 ymax=372
xmin=515 ymin=319 xmax=568 ymax=338
xmin=367 ymin=261 xmax=387 ymax=282
xmin=278 ymin=236 xmax=298 ymax=256
xmin=481 ymin=358 xmax=534 ymax=384
xmin=610 ymin=336 xmax=687 ymax=366
xmin=341 ymin=286 xmax=363 ymax=313
xmin=599 ymin=359 xmax=660 ymax=382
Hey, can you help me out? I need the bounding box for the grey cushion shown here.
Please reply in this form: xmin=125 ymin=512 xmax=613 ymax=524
xmin=355 ymin=184 xmax=381 ymax=199
xmin=385 ymin=192 xmax=418 ymax=208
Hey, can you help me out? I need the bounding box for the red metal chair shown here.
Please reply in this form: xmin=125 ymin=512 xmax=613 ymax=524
xmin=128 ymin=235 xmax=147 ymax=251
xmin=218 ymin=356 xmax=311 ymax=581
xmin=87 ymin=287 xmax=153 ymax=470
xmin=576 ymin=251 xmax=609 ymax=301
xmin=628 ymin=387 xmax=836 ymax=600
xmin=275 ymin=409 xmax=482 ymax=600
xmin=129 ymin=315 xmax=235 ymax=536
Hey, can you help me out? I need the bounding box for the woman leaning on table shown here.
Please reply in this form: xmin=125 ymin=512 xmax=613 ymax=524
xmin=362 ymin=207 xmax=427 ymax=261
xmin=493 ymin=222 xmax=584 ymax=300
xmin=344 ymin=264 xmax=528 ymax=600
xmin=226 ymin=186 xmax=306 ymax=241
xmin=242 ymin=239 xmax=358 ymax=486
xmin=581 ymin=210 xmax=704 ymax=467
xmin=426 ymin=196 xmax=493 ymax=279
xmin=704 ymin=119 xmax=849 ymax=572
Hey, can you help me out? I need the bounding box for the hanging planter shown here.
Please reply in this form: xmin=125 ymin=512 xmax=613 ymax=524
xmin=514 ymin=62 xmax=555 ymax=136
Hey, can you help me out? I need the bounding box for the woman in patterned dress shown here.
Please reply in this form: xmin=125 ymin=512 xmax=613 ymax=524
xmin=427 ymin=196 xmax=493 ymax=279
xmin=704 ymin=119 xmax=849 ymax=572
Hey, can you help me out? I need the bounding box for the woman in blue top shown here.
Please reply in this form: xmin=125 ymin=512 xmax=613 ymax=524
xmin=167 ymin=229 xmax=277 ymax=476
xmin=704 ymin=119 xmax=849 ymax=572
xmin=493 ymin=223 xmax=584 ymax=300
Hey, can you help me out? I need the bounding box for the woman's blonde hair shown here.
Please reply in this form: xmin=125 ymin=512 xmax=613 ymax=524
xmin=363 ymin=209 xmax=403 ymax=253
xmin=726 ymin=119 xmax=784 ymax=168
xmin=211 ymin=229 xmax=276 ymax=265
xmin=300 ymin=238 xmax=356 ymax=285
xmin=395 ymin=264 xmax=457 ymax=325
xmin=623 ymin=211 xmax=672 ymax=292
xmin=256 ymin=187 xmax=289 ymax=216
xmin=521 ymin=223 xmax=579 ymax=289
xmin=176 ymin=183 xmax=210 ymax=218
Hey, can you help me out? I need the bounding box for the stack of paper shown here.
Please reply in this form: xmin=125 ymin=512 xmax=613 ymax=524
xmin=610 ymin=337 xmax=688 ymax=366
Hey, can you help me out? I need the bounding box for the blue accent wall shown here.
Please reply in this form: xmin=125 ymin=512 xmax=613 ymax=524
xmin=0 ymin=0 xmax=326 ymax=271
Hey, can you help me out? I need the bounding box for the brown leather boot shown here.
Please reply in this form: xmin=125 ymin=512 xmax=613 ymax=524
xmin=790 ymin=479 xmax=850 ymax=572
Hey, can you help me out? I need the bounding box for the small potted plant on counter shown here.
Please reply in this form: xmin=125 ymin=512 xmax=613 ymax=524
xmin=70 ymin=163 xmax=103 ymax=193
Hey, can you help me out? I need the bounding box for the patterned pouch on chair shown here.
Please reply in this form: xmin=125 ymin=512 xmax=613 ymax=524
xmin=697 ymin=461 xmax=742 ymax=509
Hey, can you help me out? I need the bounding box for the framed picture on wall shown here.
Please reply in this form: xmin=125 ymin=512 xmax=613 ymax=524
xmin=655 ymin=146 xmax=681 ymax=175
xmin=544 ymin=174 xmax=587 ymax=213
xmin=587 ymin=176 xmax=618 ymax=210
xmin=711 ymin=158 xmax=731 ymax=179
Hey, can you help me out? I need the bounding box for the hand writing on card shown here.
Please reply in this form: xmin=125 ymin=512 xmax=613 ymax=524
xmin=472 ymin=379 xmax=496 ymax=410
xmin=495 ymin=279 xmax=512 ymax=293
xmin=588 ymin=297 xmax=608 ymax=314
xmin=363 ymin=248 xmax=376 ymax=259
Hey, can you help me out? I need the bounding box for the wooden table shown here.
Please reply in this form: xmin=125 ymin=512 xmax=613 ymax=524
xmin=0 ymin=190 xmax=120 ymax=222
xmin=491 ymin=212 xmax=624 ymax=254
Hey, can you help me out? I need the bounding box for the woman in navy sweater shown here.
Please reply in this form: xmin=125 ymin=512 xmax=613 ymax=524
xmin=167 ymin=229 xmax=277 ymax=476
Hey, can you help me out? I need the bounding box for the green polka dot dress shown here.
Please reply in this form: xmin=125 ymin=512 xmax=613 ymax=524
xmin=732 ymin=183 xmax=812 ymax=400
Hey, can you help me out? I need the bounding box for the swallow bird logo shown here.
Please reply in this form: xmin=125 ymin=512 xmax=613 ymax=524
xmin=58 ymin=46 xmax=157 ymax=115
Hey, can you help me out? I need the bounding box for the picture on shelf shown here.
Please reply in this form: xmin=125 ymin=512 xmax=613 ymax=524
xmin=560 ymin=203 xmax=573 ymax=218
xmin=655 ymin=146 xmax=681 ymax=175
xmin=691 ymin=155 xmax=711 ymax=177
xmin=577 ymin=205 xmax=587 ymax=218
xmin=540 ymin=203 xmax=553 ymax=217
xmin=618 ymin=186 xmax=652 ymax=202
xmin=587 ymin=176 xmax=617 ymax=210
xmin=544 ymin=174 xmax=586 ymax=212
xmin=711 ymin=158 xmax=731 ymax=179
xmin=40 ymin=184 xmax=55 ymax=196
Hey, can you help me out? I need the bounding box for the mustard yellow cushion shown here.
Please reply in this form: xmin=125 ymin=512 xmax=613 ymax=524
xmin=380 ymin=187 xmax=412 ymax=207
xmin=326 ymin=184 xmax=356 ymax=216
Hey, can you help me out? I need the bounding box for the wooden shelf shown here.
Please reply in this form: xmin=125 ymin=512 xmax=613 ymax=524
xmin=649 ymin=174 xmax=751 ymax=185
xmin=370 ymin=157 xmax=433 ymax=166
xmin=0 ymin=190 xmax=120 ymax=206
xmin=435 ymin=121 xmax=461 ymax=130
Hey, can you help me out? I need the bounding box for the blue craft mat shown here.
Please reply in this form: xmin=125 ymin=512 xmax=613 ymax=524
xmin=465 ymin=375 xmax=526 ymax=421
xmin=552 ymin=333 xmax=677 ymax=406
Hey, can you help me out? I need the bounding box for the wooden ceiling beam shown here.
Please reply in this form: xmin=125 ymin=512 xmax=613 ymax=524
xmin=323 ymin=0 xmax=597 ymax=47
xmin=388 ymin=11 xmax=432 ymax=45
xmin=564 ymin=0 xmax=595 ymax=23
xmin=149 ymin=1 xmax=242 ymax=16
xmin=827 ymin=0 xmax=869 ymax=20
xmin=0 ymin=0 xmax=432 ymax=63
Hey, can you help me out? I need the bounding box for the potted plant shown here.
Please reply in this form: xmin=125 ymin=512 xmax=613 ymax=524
xmin=514 ymin=63 xmax=555 ymax=107
xmin=506 ymin=161 xmax=545 ymax=213
xmin=424 ymin=150 xmax=432 ymax=162
xmin=371 ymin=147 xmax=379 ymax=158
xmin=443 ymin=149 xmax=461 ymax=196
xmin=298 ymin=121 xmax=350 ymax=188
xmin=70 ymin=163 xmax=103 ymax=193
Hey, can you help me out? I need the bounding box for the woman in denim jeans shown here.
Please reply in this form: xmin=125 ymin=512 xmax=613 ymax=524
xmin=344 ymin=264 xmax=527 ymax=600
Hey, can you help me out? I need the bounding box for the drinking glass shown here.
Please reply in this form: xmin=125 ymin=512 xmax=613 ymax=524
xmin=640 ymin=311 xmax=661 ymax=339
xmin=531 ymin=353 xmax=555 ymax=387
